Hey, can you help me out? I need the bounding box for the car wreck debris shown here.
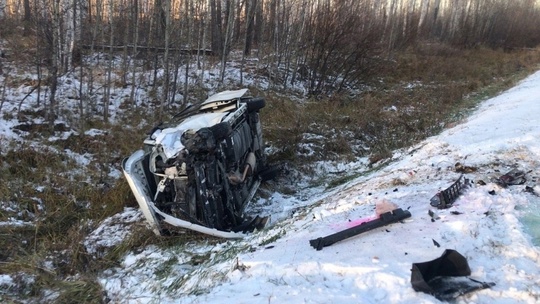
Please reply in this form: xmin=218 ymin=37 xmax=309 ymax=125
xmin=496 ymin=168 xmax=527 ymax=187
xmin=430 ymin=175 xmax=471 ymax=209
xmin=411 ymin=249 xmax=495 ymax=301
xmin=122 ymin=89 xmax=277 ymax=238
xmin=309 ymin=208 xmax=411 ymax=250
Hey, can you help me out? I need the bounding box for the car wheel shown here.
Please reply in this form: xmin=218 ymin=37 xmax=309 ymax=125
xmin=246 ymin=97 xmax=265 ymax=112
xmin=209 ymin=121 xmax=232 ymax=140
xmin=183 ymin=122 xmax=232 ymax=153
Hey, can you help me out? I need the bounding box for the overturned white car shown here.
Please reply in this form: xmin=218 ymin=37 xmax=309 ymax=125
xmin=122 ymin=89 xmax=277 ymax=238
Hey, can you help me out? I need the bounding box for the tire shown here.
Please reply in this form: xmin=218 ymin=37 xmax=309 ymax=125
xmin=246 ymin=97 xmax=266 ymax=112
xmin=208 ymin=121 xmax=232 ymax=141
xmin=184 ymin=122 xmax=231 ymax=153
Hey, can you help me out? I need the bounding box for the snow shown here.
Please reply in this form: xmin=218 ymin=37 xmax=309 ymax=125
xmin=84 ymin=207 xmax=144 ymax=258
xmin=97 ymin=71 xmax=540 ymax=303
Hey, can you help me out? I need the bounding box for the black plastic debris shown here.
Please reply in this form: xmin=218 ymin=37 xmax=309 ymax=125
xmin=497 ymin=169 xmax=526 ymax=187
xmin=428 ymin=209 xmax=440 ymax=222
xmin=524 ymin=186 xmax=537 ymax=196
xmin=232 ymin=215 xmax=269 ymax=233
xmin=411 ymin=249 xmax=495 ymax=301
xmin=430 ymin=175 xmax=471 ymax=209
xmin=309 ymin=208 xmax=411 ymax=250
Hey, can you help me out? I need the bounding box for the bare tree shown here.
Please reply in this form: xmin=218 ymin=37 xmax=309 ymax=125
xmin=158 ymin=0 xmax=171 ymax=118
xmin=210 ymin=0 xmax=223 ymax=56
xmin=240 ymin=0 xmax=257 ymax=85
xmin=103 ymin=0 xmax=115 ymax=122
xmin=219 ymin=0 xmax=235 ymax=84
xmin=182 ymin=0 xmax=193 ymax=104
xmin=128 ymin=0 xmax=140 ymax=107
xmin=243 ymin=0 xmax=256 ymax=55
xmin=197 ymin=0 xmax=210 ymax=89
xmin=47 ymin=0 xmax=61 ymax=129
xmin=23 ymin=0 xmax=31 ymax=35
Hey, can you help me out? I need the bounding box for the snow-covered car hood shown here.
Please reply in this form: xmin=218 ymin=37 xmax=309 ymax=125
xmin=151 ymin=112 xmax=228 ymax=159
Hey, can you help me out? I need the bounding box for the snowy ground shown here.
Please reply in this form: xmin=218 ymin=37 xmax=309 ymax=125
xmin=95 ymin=71 xmax=540 ymax=303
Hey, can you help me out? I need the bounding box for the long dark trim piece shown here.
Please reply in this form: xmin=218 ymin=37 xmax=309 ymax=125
xmin=309 ymin=208 xmax=412 ymax=250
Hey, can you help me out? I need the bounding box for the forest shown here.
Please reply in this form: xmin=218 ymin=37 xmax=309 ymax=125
xmin=2 ymin=0 xmax=540 ymax=123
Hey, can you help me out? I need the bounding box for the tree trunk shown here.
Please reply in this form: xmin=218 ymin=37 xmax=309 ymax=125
xmin=104 ymin=0 xmax=115 ymax=122
xmin=48 ymin=0 xmax=60 ymax=130
xmin=210 ymin=0 xmax=224 ymax=56
xmin=243 ymin=0 xmax=256 ymax=55
xmin=23 ymin=0 xmax=31 ymax=36
xmin=129 ymin=0 xmax=139 ymax=107
xmin=161 ymin=0 xmax=171 ymax=117
xmin=183 ymin=0 xmax=192 ymax=105
xmin=220 ymin=0 xmax=236 ymax=84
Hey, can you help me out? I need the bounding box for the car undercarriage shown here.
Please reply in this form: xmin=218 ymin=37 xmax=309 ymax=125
xmin=122 ymin=89 xmax=277 ymax=238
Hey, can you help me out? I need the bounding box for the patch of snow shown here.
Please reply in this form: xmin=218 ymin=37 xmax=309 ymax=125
xmin=84 ymin=128 xmax=107 ymax=136
xmin=64 ymin=149 xmax=92 ymax=167
xmin=0 ymin=274 xmax=15 ymax=287
xmin=404 ymin=81 xmax=423 ymax=89
xmin=48 ymin=130 xmax=75 ymax=142
xmin=84 ymin=207 xmax=144 ymax=258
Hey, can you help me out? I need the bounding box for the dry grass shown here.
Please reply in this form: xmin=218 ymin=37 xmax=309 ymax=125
xmin=260 ymin=45 xmax=540 ymax=170
xmin=0 ymin=111 xmax=153 ymax=302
